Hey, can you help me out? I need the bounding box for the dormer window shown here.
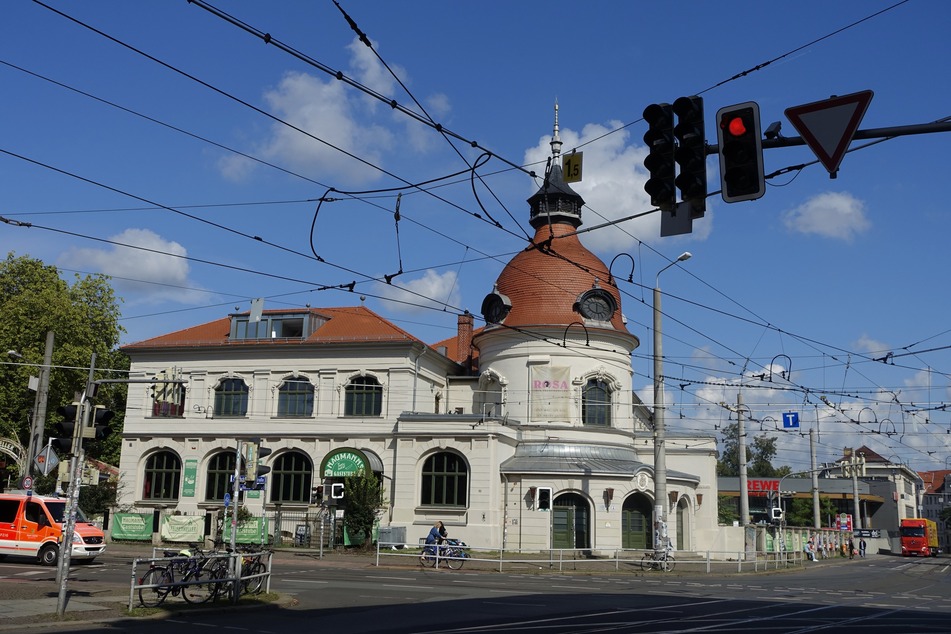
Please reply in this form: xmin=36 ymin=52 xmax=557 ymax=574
xmin=230 ymin=312 xmax=321 ymax=340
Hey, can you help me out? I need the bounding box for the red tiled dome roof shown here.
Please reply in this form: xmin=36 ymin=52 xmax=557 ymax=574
xmin=494 ymin=222 xmax=628 ymax=332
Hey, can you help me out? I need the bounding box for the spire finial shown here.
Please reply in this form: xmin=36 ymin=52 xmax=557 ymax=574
xmin=550 ymin=100 xmax=562 ymax=158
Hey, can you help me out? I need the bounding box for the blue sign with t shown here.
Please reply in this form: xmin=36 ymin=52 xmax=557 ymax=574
xmin=782 ymin=412 xmax=800 ymax=428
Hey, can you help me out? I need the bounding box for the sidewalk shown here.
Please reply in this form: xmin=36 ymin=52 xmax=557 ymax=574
xmin=0 ymin=542 xmax=302 ymax=629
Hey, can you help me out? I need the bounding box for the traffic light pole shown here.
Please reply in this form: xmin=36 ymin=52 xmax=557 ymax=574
xmin=56 ymin=353 xmax=96 ymax=615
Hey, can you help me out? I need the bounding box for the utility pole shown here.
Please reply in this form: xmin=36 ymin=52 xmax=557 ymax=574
xmin=26 ymin=331 xmax=54 ymax=479
xmin=737 ymin=392 xmax=749 ymax=527
xmin=810 ymin=428 xmax=820 ymax=528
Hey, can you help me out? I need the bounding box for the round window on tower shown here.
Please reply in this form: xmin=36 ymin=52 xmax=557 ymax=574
xmin=481 ymin=292 xmax=511 ymax=324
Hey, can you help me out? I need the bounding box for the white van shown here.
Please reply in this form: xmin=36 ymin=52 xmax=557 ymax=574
xmin=0 ymin=492 xmax=106 ymax=565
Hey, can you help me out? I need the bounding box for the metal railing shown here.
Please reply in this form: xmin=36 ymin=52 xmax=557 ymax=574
xmin=374 ymin=541 xmax=807 ymax=574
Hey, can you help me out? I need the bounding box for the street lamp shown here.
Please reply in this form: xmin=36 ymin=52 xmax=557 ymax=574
xmin=653 ymin=251 xmax=691 ymax=550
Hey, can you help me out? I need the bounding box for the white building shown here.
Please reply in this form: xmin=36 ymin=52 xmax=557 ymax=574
xmin=117 ymin=118 xmax=719 ymax=553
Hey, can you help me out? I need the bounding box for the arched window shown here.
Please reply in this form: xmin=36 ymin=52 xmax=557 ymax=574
xmin=278 ymin=376 xmax=314 ymax=417
xmin=345 ymin=376 xmax=382 ymax=416
xmin=270 ymin=451 xmax=312 ymax=504
xmin=214 ymin=378 xmax=249 ymax=417
xmin=420 ymin=452 xmax=468 ymax=507
xmin=205 ymin=451 xmax=237 ymax=501
xmin=142 ymin=451 xmax=181 ymax=501
xmin=582 ymin=378 xmax=611 ymax=426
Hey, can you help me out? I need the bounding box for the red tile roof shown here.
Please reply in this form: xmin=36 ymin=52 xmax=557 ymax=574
xmin=122 ymin=306 xmax=426 ymax=350
xmin=491 ymin=223 xmax=630 ymax=332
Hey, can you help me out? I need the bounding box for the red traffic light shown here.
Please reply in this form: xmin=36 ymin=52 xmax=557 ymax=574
xmin=725 ymin=116 xmax=748 ymax=137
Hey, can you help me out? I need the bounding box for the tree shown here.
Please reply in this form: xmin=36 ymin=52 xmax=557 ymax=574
xmin=717 ymin=495 xmax=740 ymax=525
xmin=785 ymin=496 xmax=837 ymax=528
xmin=0 ymin=253 xmax=128 ymax=471
xmin=343 ymin=469 xmax=383 ymax=549
xmin=716 ymin=421 xmax=790 ymax=477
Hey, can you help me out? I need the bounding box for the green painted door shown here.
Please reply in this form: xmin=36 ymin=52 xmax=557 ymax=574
xmin=551 ymin=507 xmax=574 ymax=549
xmin=622 ymin=494 xmax=651 ymax=549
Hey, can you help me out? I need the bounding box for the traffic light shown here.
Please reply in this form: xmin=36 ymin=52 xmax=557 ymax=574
xmin=672 ymin=96 xmax=706 ymax=216
xmin=253 ymin=445 xmax=272 ymax=490
xmin=642 ymin=102 xmax=676 ymax=211
xmin=91 ymin=405 xmax=114 ymax=440
xmin=53 ymin=402 xmax=80 ymax=452
xmin=770 ymin=506 xmax=784 ymax=523
xmin=331 ymin=483 xmax=344 ymax=499
xmin=716 ymin=101 xmax=765 ymax=203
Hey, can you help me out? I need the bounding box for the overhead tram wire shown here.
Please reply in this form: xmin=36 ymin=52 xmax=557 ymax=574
xmin=185 ymin=0 xmax=535 ymax=180
xmin=0 ymin=58 xmax=331 ymax=189
xmin=30 ymin=0 xmax=522 ymax=239
xmin=331 ymin=0 xmax=528 ymax=240
xmin=561 ymin=0 xmax=912 ymax=156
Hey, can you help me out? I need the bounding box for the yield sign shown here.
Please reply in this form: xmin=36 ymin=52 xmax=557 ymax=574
xmin=784 ymin=90 xmax=873 ymax=177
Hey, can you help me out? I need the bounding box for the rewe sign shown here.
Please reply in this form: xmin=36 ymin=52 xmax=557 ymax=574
xmin=747 ymin=479 xmax=779 ymax=497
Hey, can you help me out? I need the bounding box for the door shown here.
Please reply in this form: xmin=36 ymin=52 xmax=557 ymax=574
xmin=18 ymin=500 xmax=55 ymax=556
xmin=0 ymin=498 xmax=22 ymax=556
xmin=621 ymin=494 xmax=651 ymax=549
xmin=552 ymin=493 xmax=590 ymax=550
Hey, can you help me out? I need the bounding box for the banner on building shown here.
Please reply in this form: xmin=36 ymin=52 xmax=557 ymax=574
xmin=182 ymin=459 xmax=198 ymax=497
xmin=159 ymin=514 xmax=204 ymax=542
xmin=530 ymin=366 xmax=571 ymax=422
xmin=110 ymin=513 xmax=153 ymax=541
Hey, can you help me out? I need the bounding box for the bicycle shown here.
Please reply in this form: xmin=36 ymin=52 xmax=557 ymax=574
xmin=138 ymin=546 xmax=218 ymax=607
xmin=419 ymin=538 xmax=471 ymax=570
xmin=640 ymin=544 xmax=676 ymax=572
xmin=205 ymin=544 xmax=270 ymax=598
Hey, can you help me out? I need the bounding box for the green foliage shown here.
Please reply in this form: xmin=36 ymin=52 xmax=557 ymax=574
xmin=717 ymin=494 xmax=740 ymax=525
xmin=716 ymin=421 xmax=790 ymax=477
xmin=785 ymin=496 xmax=838 ymax=527
xmin=0 ymin=253 xmax=127 ymax=470
xmin=941 ymin=506 xmax=951 ymax=525
xmin=343 ymin=470 xmax=383 ymax=549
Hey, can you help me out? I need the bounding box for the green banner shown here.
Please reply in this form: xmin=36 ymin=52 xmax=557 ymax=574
xmin=159 ymin=514 xmax=204 ymax=542
xmin=110 ymin=513 xmax=153 ymax=541
xmin=182 ymin=459 xmax=198 ymax=497
xmin=222 ymin=516 xmax=269 ymax=544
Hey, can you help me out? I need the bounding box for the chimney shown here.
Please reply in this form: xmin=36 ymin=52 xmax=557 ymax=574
xmin=457 ymin=311 xmax=474 ymax=364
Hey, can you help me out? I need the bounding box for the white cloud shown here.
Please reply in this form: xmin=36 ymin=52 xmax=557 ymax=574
xmin=219 ymin=37 xmax=451 ymax=186
xmin=255 ymin=70 xmax=394 ymax=185
xmin=782 ymin=192 xmax=870 ymax=241
xmin=523 ymin=121 xmax=712 ymax=254
xmin=57 ymin=228 xmax=207 ymax=304
xmin=375 ymin=269 xmax=461 ymax=314
xmin=852 ymin=335 xmax=891 ymax=356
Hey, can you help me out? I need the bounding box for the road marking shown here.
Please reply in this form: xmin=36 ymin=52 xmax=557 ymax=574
xmin=281 ymin=579 xmax=329 ymax=584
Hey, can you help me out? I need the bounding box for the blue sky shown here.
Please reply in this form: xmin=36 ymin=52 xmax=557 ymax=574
xmin=3 ymin=1 xmax=950 ymax=473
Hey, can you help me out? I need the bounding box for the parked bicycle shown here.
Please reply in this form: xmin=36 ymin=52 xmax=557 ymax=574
xmin=640 ymin=542 xmax=676 ymax=572
xmin=419 ymin=538 xmax=471 ymax=569
xmin=138 ymin=545 xmax=219 ymax=607
xmin=204 ymin=543 xmax=270 ymax=598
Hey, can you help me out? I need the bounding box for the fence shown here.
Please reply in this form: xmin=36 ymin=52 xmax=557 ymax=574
xmin=374 ymin=540 xmax=808 ymax=574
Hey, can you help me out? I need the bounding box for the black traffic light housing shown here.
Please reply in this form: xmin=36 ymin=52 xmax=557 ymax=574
xmin=91 ymin=405 xmax=114 ymax=440
xmin=253 ymin=446 xmax=272 ymax=490
xmin=331 ymin=482 xmax=344 ymax=499
xmin=716 ymin=101 xmax=765 ymax=203
xmin=53 ymin=402 xmax=80 ymax=452
xmin=672 ymin=96 xmax=706 ymax=217
xmin=642 ymin=102 xmax=676 ymax=211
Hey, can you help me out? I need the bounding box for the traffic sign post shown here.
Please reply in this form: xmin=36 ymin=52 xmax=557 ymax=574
xmin=784 ymin=90 xmax=873 ymax=177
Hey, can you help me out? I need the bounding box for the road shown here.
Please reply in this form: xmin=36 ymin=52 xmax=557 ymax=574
xmin=2 ymin=548 xmax=950 ymax=632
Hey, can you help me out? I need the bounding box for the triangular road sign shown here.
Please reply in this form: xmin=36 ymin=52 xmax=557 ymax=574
xmin=785 ymin=90 xmax=873 ymax=177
